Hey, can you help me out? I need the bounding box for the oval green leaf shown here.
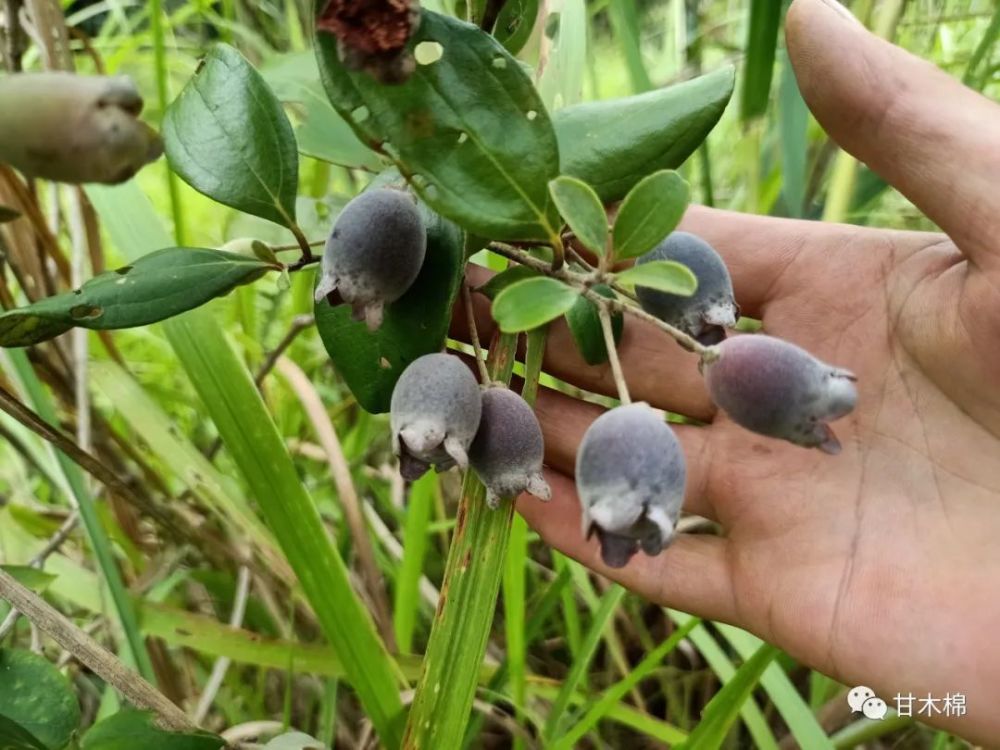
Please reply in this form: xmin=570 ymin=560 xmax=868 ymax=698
xmin=0 ymin=649 xmax=80 ymax=750
xmin=0 ymin=715 xmax=47 ymax=750
xmin=315 ymin=10 xmax=561 ymax=241
xmin=554 ymin=67 xmax=734 ymax=202
xmin=81 ymin=710 xmax=223 ymax=750
xmin=315 ymin=179 xmax=465 ymax=414
xmin=0 ymin=247 xmax=278 ymax=347
xmin=0 ymin=565 xmax=56 ymax=593
xmin=548 ymin=176 xmax=607 ymax=256
xmin=565 ymin=284 xmax=623 ymax=365
xmin=476 ymin=265 xmax=541 ymax=301
xmin=615 ymin=260 xmax=697 ymax=296
xmin=164 ymin=44 xmax=299 ymax=228
xmin=492 ymin=277 xmax=580 ymax=333
xmin=612 ymin=170 xmax=690 ymax=261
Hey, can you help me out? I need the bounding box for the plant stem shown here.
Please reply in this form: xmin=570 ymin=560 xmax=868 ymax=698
xmin=598 ymin=304 xmax=630 ymax=404
xmin=0 ymin=567 xmax=199 ymax=733
xmin=462 ymin=282 xmax=491 ymax=384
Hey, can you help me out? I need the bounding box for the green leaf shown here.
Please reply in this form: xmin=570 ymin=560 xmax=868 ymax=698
xmin=740 ymin=0 xmax=782 ymax=122
xmin=315 ymin=10 xmax=561 ymax=241
xmin=0 ymin=715 xmax=47 ymax=750
xmin=554 ymin=68 xmax=734 ymax=202
xmin=612 ymin=170 xmax=690 ymax=261
xmin=0 ymin=204 xmax=20 ymax=223
xmin=494 ymin=0 xmax=539 ymax=55
xmin=675 ymin=642 xmax=780 ymax=750
xmin=492 ymin=277 xmax=579 ymax=333
xmin=565 ymin=285 xmax=622 ymax=365
xmin=81 ymin=710 xmax=222 ymax=750
xmin=615 ymin=261 xmax=697 ymax=296
xmin=476 ymin=265 xmax=541 ymax=300
xmin=0 ymin=565 xmax=56 ymax=593
xmin=0 ymin=649 xmax=80 ymax=750
xmin=314 ymin=181 xmax=465 ymax=414
xmin=163 ymin=44 xmax=299 ymax=228
xmin=548 ymin=177 xmax=607 ymax=255
xmin=0 ymin=248 xmax=277 ymax=347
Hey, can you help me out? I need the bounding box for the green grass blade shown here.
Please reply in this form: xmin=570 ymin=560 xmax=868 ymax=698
xmin=85 ymin=182 xmax=406 ymax=749
xmin=394 ymin=471 xmax=438 ymax=654
xmin=669 ymin=611 xmax=779 ymax=750
xmin=677 ymin=638 xmax=780 ymax=750
xmin=739 ymin=0 xmax=782 ymax=122
xmin=553 ymin=616 xmax=700 ymax=749
xmin=543 ymin=584 xmax=626 ymax=740
xmin=608 ymin=0 xmax=652 ymax=93
xmin=777 ymin=50 xmax=809 ymax=217
xmin=5 ymin=350 xmax=156 ymax=683
xmin=716 ymin=624 xmax=834 ymax=750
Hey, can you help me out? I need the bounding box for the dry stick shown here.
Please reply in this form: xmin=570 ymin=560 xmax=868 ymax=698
xmin=275 ymin=356 xmax=398 ymax=652
xmin=0 ymin=509 xmax=79 ymax=640
xmin=0 ymin=566 xmax=199 ymax=733
xmin=462 ymin=282 xmax=491 ymax=384
xmin=598 ymin=304 xmax=631 ymax=405
xmin=192 ymin=565 xmax=251 ymax=724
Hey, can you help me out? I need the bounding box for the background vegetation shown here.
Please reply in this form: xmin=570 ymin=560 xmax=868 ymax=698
xmin=0 ymin=0 xmax=997 ymax=747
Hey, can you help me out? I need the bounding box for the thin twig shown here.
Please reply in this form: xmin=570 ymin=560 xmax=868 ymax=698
xmin=462 ymin=282 xmax=491 ymax=385
xmin=598 ymin=305 xmax=630 ymax=405
xmin=192 ymin=565 xmax=251 ymax=724
xmin=0 ymin=566 xmax=200 ymax=733
xmin=271 ymin=239 xmax=326 ymax=253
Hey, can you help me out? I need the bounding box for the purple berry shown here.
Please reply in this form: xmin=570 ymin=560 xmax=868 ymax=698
xmin=390 ymin=353 xmax=482 ymax=481
xmin=576 ymin=403 xmax=686 ymax=568
xmin=703 ymin=334 xmax=858 ymax=454
xmin=469 ymin=388 xmax=551 ymax=509
xmin=635 ymin=231 xmax=739 ymax=345
xmin=314 ymin=188 xmax=427 ymax=331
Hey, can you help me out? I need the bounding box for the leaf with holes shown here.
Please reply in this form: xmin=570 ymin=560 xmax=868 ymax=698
xmin=492 ymin=277 xmax=580 ymax=333
xmin=0 ymin=649 xmax=80 ymax=750
xmin=615 ymin=261 xmax=697 ymax=296
xmin=565 ymin=285 xmax=623 ymax=365
xmin=164 ymin=44 xmax=299 ymax=228
xmin=315 ymin=10 xmax=561 ymax=242
xmin=0 ymin=248 xmax=278 ymax=347
xmin=549 ymin=177 xmax=607 ymax=255
xmin=612 ymin=170 xmax=690 ymax=261
xmin=81 ymin=710 xmax=223 ymax=750
xmin=555 ymin=67 xmax=734 ymax=202
xmin=315 ymin=176 xmax=465 ymax=414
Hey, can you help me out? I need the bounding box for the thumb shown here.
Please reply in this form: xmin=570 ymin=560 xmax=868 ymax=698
xmin=786 ymin=0 xmax=1000 ymax=272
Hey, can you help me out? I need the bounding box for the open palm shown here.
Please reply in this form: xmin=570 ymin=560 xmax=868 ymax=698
xmin=457 ymin=0 xmax=1000 ymax=742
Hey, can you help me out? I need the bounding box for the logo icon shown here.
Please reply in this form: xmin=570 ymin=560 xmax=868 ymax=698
xmin=848 ymin=686 xmax=886 ymax=720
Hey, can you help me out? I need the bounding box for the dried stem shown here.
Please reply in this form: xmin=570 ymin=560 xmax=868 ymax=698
xmin=0 ymin=566 xmax=200 ymax=733
xmin=462 ymin=282 xmax=491 ymax=384
xmin=598 ymin=304 xmax=631 ymax=405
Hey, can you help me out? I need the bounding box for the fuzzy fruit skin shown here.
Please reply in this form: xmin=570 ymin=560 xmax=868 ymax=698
xmin=0 ymin=74 xmax=162 ymax=185
xmin=390 ymin=353 xmax=482 ymax=481
xmin=468 ymin=387 xmax=552 ymax=509
xmin=635 ymin=231 xmax=739 ymax=345
xmin=575 ymin=403 xmax=686 ymax=568
xmin=704 ymin=334 xmax=858 ymax=454
xmin=314 ymin=187 xmax=427 ymax=332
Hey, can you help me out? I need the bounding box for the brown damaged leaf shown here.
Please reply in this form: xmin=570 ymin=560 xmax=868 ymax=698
xmin=317 ymin=0 xmax=421 ymax=83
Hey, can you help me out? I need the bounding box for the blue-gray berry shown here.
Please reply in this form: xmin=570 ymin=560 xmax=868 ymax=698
xmin=575 ymin=403 xmax=686 ymax=568
xmin=635 ymin=231 xmax=738 ymax=345
xmin=390 ymin=353 xmax=482 ymax=481
xmin=314 ymin=187 xmax=426 ymax=331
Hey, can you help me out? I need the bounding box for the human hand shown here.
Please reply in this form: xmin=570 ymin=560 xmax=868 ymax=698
xmin=455 ymin=0 xmax=1000 ymax=742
